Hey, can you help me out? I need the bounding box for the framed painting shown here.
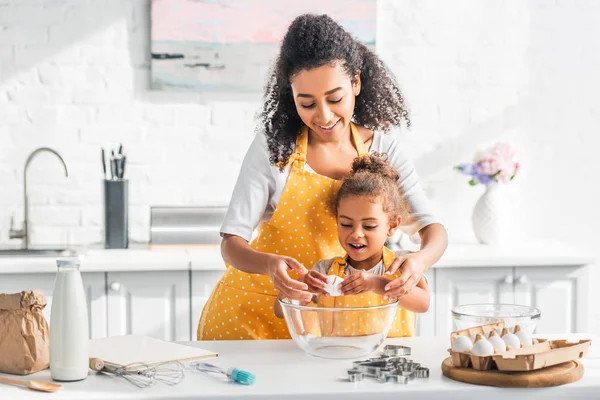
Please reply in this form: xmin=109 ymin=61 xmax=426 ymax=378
xmin=151 ymin=0 xmax=376 ymax=93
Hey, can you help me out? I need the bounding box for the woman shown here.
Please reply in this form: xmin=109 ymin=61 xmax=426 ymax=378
xmin=198 ymin=14 xmax=447 ymax=340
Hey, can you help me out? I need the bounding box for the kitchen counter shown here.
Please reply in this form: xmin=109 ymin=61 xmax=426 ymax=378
xmin=0 ymin=239 xmax=594 ymax=274
xmin=1 ymin=334 xmax=597 ymax=399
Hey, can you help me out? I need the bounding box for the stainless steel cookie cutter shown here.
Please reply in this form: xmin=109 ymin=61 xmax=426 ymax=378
xmin=347 ymin=369 xmax=365 ymax=382
xmin=382 ymin=344 xmax=411 ymax=356
xmin=346 ymin=345 xmax=427 ymax=384
xmin=415 ymin=367 xmax=430 ymax=378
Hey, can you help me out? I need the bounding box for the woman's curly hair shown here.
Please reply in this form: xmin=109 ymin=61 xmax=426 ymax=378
xmin=259 ymin=14 xmax=410 ymax=169
xmin=329 ymin=152 xmax=410 ymax=221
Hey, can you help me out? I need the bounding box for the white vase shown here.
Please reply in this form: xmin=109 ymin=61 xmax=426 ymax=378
xmin=471 ymin=182 xmax=508 ymax=245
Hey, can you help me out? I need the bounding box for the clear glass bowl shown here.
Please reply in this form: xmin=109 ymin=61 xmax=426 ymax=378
xmin=278 ymin=297 xmax=398 ymax=359
xmin=452 ymin=304 xmax=541 ymax=335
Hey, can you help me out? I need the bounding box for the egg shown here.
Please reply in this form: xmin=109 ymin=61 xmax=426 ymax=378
xmin=513 ymin=325 xmax=533 ymax=347
xmin=501 ymin=327 xmax=521 ymax=349
xmin=487 ymin=331 xmax=507 ymax=352
xmin=451 ymin=335 xmax=473 ymax=352
xmin=515 ymin=330 xmax=532 ymax=346
xmin=325 ymin=275 xmax=344 ymax=296
xmin=471 ymin=335 xmax=495 ymax=356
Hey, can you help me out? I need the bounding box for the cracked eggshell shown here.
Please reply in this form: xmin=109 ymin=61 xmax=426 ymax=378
xmin=452 ymin=335 xmax=473 ymax=352
xmin=325 ymin=275 xmax=344 ymax=296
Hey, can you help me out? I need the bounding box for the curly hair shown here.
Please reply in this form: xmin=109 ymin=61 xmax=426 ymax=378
xmin=329 ymin=152 xmax=410 ymax=221
xmin=259 ymin=14 xmax=410 ymax=169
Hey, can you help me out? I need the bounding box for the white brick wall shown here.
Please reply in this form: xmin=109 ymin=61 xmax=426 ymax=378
xmin=1 ymin=0 xmax=599 ymax=332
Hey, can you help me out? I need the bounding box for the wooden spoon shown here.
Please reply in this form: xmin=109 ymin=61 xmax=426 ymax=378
xmin=0 ymin=376 xmax=63 ymax=393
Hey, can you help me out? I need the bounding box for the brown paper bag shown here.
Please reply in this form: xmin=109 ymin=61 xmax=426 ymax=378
xmin=0 ymin=290 xmax=50 ymax=375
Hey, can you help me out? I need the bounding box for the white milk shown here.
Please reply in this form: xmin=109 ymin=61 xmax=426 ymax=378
xmin=50 ymin=258 xmax=89 ymax=381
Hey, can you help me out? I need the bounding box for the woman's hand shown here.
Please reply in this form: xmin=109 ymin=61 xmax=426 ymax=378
xmin=340 ymin=271 xmax=374 ymax=295
xmin=383 ymin=252 xmax=426 ymax=300
xmin=300 ymin=270 xmax=329 ymax=296
xmin=266 ymin=254 xmax=313 ymax=302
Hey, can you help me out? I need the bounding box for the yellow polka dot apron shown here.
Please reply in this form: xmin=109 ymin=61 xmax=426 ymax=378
xmin=197 ymin=122 xmax=368 ymax=340
xmin=314 ymin=247 xmax=415 ymax=338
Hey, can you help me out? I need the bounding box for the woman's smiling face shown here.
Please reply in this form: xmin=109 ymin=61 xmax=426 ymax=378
xmin=290 ymin=61 xmax=360 ymax=143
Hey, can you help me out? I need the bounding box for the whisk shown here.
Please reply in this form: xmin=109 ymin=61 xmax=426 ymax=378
xmin=89 ymin=357 xmax=185 ymax=388
xmin=188 ymin=361 xmax=255 ymax=385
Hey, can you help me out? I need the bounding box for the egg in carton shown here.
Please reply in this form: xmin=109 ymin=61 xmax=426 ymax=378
xmin=448 ymin=321 xmax=505 ymax=369
xmin=448 ymin=322 xmax=543 ymax=370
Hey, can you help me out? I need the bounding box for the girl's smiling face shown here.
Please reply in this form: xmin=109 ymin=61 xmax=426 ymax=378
xmin=290 ymin=61 xmax=360 ymax=143
xmin=337 ymin=195 xmax=400 ymax=269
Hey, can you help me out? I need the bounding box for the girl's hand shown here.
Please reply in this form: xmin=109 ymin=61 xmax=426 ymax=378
xmin=300 ymin=270 xmax=329 ymax=296
xmin=266 ymin=254 xmax=312 ymax=302
xmin=384 ymin=253 xmax=425 ymax=300
xmin=340 ymin=271 xmax=374 ymax=295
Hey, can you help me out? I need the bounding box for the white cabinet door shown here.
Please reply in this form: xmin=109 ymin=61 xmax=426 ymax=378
xmin=435 ymin=267 xmax=514 ymax=336
xmin=191 ymin=270 xmax=225 ymax=340
xmin=514 ymin=266 xmax=589 ymax=334
xmin=0 ymin=272 xmax=107 ymax=338
xmin=106 ymin=271 xmax=190 ymax=342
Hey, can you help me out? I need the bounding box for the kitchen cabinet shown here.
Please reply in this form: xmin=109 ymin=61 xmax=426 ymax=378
xmin=106 ymin=271 xmax=190 ymax=342
xmin=434 ymin=265 xmax=590 ymax=336
xmin=435 ymin=267 xmax=515 ymax=336
xmin=191 ymin=270 xmax=225 ymax=339
xmin=514 ymin=266 xmax=589 ymax=334
xmin=0 ymin=272 xmax=107 ymax=338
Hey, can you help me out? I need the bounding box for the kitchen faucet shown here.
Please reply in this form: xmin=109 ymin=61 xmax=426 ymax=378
xmin=9 ymin=147 xmax=69 ymax=249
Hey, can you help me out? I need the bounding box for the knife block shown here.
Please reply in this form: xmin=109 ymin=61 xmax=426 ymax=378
xmin=104 ymin=179 xmax=128 ymax=249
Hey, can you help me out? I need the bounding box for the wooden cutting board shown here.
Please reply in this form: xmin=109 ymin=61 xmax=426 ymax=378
xmin=441 ymin=357 xmax=584 ymax=388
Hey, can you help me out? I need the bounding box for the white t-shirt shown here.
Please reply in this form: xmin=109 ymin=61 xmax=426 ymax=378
xmin=221 ymin=130 xmax=438 ymax=242
xmin=311 ymin=251 xmax=429 ymax=286
xmin=311 ymin=257 xmax=387 ymax=276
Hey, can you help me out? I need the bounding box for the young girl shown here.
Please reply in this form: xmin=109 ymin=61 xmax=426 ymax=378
xmin=274 ymin=153 xmax=429 ymax=337
xmin=198 ymin=14 xmax=446 ymax=340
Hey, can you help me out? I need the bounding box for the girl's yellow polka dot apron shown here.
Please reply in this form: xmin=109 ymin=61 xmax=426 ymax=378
xmin=197 ymin=123 xmax=368 ymax=340
xmin=314 ymin=247 xmax=415 ymax=338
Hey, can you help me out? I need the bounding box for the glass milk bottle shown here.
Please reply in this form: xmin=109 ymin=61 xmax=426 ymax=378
xmin=50 ymin=258 xmax=89 ymax=381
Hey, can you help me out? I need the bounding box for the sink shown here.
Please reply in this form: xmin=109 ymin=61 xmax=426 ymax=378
xmin=0 ymin=249 xmax=77 ymax=257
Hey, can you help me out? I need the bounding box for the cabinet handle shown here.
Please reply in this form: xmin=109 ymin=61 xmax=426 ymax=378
xmin=518 ymin=275 xmax=528 ymax=284
xmin=109 ymin=281 xmax=121 ymax=292
xmin=504 ymin=275 xmax=514 ymax=284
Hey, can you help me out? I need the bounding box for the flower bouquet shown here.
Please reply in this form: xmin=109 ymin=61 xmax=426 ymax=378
xmin=454 ymin=142 xmax=522 ymax=244
xmin=454 ymin=142 xmax=520 ymax=186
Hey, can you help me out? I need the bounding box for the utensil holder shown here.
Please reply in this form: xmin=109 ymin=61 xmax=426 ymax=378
xmin=104 ymin=179 xmax=128 ymax=249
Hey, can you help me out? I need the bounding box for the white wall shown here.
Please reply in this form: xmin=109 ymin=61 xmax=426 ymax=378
xmin=1 ymin=1 xmax=599 ymax=332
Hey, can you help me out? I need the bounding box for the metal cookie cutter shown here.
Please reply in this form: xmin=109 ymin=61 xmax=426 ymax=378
xmin=356 ymin=361 xmax=388 ymax=377
xmin=415 ymin=367 xmax=430 ymax=379
xmin=382 ymin=344 xmax=411 ymax=356
xmin=347 ymin=369 xmax=364 ymax=382
xmin=401 ymin=371 xmax=415 ymax=380
xmin=375 ymin=368 xmax=409 ymax=384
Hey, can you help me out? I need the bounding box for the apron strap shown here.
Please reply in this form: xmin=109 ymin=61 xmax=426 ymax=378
xmin=350 ymin=122 xmax=369 ymax=157
xmin=289 ymin=122 xmax=367 ymax=170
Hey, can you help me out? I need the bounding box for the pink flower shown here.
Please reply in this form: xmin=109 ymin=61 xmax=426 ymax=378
xmin=476 ymin=142 xmax=520 ymax=183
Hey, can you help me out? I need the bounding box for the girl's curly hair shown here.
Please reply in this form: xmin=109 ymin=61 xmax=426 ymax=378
xmin=259 ymin=14 xmax=410 ymax=169
xmin=329 ymin=152 xmax=410 ymax=222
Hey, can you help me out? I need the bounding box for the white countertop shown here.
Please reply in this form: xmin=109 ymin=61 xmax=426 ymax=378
xmin=1 ymin=334 xmax=597 ymax=399
xmin=0 ymin=239 xmax=594 ymax=274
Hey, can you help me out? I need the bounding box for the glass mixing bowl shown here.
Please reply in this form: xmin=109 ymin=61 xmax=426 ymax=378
xmin=452 ymin=304 xmax=541 ymax=335
xmin=278 ymin=297 xmax=398 ymax=359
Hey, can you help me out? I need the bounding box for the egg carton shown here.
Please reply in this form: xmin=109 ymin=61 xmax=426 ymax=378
xmin=449 ymin=322 xmax=592 ymax=372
